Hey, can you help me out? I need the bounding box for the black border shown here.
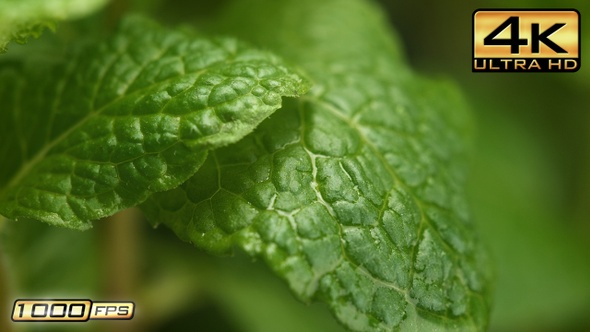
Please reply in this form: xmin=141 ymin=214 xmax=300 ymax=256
xmin=472 ymin=8 xmax=581 ymax=72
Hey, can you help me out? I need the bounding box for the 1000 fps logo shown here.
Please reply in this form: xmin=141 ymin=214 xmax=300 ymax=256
xmin=12 ymin=299 xmax=134 ymax=322
xmin=473 ymin=9 xmax=580 ymax=72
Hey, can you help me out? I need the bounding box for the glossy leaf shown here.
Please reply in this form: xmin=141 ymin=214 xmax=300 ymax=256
xmin=142 ymin=0 xmax=492 ymax=330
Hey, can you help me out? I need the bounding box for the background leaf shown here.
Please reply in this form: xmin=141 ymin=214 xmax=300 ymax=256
xmin=0 ymin=0 xmax=110 ymax=53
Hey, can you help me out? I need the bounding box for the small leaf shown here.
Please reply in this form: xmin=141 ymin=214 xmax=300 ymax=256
xmin=0 ymin=0 xmax=110 ymax=53
xmin=142 ymin=0 xmax=492 ymax=330
xmin=0 ymin=16 xmax=308 ymax=229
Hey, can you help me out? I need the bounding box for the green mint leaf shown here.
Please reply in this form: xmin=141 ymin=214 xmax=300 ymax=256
xmin=0 ymin=0 xmax=110 ymax=53
xmin=142 ymin=0 xmax=492 ymax=330
xmin=0 ymin=16 xmax=308 ymax=229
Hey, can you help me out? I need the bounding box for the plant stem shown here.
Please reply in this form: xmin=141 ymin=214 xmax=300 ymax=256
xmin=101 ymin=208 xmax=141 ymax=332
xmin=0 ymin=259 xmax=11 ymax=332
xmin=0 ymin=218 xmax=13 ymax=332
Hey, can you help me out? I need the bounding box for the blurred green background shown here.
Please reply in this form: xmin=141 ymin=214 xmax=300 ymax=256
xmin=1 ymin=0 xmax=589 ymax=331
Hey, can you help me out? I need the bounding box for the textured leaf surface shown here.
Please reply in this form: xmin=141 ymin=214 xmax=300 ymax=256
xmin=0 ymin=0 xmax=109 ymax=53
xmin=0 ymin=16 xmax=308 ymax=229
xmin=142 ymin=0 xmax=492 ymax=330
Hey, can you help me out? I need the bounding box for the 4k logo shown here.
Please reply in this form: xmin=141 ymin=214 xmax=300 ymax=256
xmin=473 ymin=9 xmax=580 ymax=72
